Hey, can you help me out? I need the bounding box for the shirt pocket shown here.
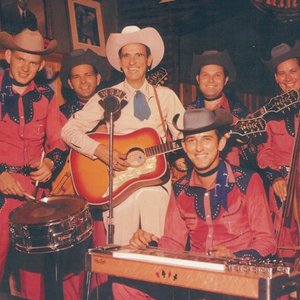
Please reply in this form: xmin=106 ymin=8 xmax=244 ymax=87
xmin=23 ymin=117 xmax=47 ymax=139
xmin=222 ymin=200 xmax=247 ymax=235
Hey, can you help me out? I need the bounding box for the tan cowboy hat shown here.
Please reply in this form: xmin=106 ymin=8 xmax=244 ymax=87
xmin=262 ymin=40 xmax=300 ymax=71
xmin=106 ymin=25 xmax=164 ymax=71
xmin=0 ymin=29 xmax=57 ymax=55
xmin=191 ymin=50 xmax=236 ymax=84
xmin=60 ymin=48 xmax=110 ymax=88
xmin=173 ymin=108 xmax=233 ymax=136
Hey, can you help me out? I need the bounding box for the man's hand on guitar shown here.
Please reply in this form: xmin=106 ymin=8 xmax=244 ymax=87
xmin=173 ymin=158 xmax=187 ymax=172
xmin=208 ymin=245 xmax=235 ymax=258
xmin=129 ymin=229 xmax=159 ymax=249
xmin=95 ymin=144 xmax=130 ymax=171
xmin=272 ymin=177 xmax=287 ymax=202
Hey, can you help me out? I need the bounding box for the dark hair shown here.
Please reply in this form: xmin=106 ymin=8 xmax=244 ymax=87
xmin=275 ymin=57 xmax=300 ymax=73
xmin=68 ymin=65 xmax=98 ymax=80
xmin=183 ymin=128 xmax=227 ymax=141
xmin=118 ymin=44 xmax=151 ymax=58
xmin=198 ymin=65 xmax=228 ymax=78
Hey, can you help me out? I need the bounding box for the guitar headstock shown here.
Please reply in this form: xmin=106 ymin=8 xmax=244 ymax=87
xmin=147 ymin=67 xmax=168 ymax=87
xmin=265 ymin=90 xmax=299 ymax=114
xmin=230 ymin=117 xmax=267 ymax=142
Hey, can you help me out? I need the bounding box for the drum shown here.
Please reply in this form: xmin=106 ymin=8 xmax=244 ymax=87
xmin=9 ymin=195 xmax=93 ymax=254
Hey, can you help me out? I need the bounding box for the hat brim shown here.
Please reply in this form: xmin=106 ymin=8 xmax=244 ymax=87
xmin=173 ymin=109 xmax=233 ymax=135
xmin=262 ymin=40 xmax=300 ymax=71
xmin=191 ymin=51 xmax=236 ymax=84
xmin=106 ymin=27 xmax=164 ymax=71
xmin=60 ymin=49 xmax=109 ymax=88
xmin=0 ymin=31 xmax=57 ymax=55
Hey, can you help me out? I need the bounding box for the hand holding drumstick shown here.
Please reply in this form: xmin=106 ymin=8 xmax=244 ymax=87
xmin=30 ymin=151 xmax=54 ymax=197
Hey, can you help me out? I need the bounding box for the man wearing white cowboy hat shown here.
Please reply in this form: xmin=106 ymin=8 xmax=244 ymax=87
xmin=190 ymin=49 xmax=255 ymax=168
xmin=0 ymin=29 xmax=70 ymax=299
xmin=113 ymin=108 xmax=276 ymax=299
xmin=258 ymin=41 xmax=300 ymax=258
xmin=61 ymin=25 xmax=185 ymax=245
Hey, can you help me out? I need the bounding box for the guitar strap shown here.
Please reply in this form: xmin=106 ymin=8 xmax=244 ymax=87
xmin=152 ymin=85 xmax=172 ymax=142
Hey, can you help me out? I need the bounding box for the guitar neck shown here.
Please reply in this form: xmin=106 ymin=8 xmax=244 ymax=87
xmin=252 ymin=106 xmax=267 ymax=118
xmin=145 ymin=139 xmax=182 ymax=158
xmin=252 ymin=89 xmax=299 ymax=119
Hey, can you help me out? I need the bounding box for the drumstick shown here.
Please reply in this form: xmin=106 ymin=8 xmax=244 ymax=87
xmin=24 ymin=192 xmax=36 ymax=201
xmin=32 ymin=151 xmax=45 ymax=198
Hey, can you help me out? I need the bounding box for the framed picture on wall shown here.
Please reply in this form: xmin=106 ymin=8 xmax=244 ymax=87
xmin=67 ymin=0 xmax=106 ymax=56
xmin=0 ymin=0 xmax=49 ymax=37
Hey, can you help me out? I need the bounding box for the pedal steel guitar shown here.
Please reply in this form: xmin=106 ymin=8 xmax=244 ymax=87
xmin=86 ymin=246 xmax=300 ymax=299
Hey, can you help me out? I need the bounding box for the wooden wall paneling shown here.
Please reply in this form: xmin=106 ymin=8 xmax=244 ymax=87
xmin=179 ymin=83 xmax=197 ymax=107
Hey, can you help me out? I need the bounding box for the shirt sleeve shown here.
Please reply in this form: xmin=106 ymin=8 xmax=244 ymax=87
xmin=242 ymin=173 xmax=277 ymax=257
xmin=61 ymin=94 xmax=104 ymax=159
xmin=158 ymin=191 xmax=189 ymax=250
xmin=257 ymin=123 xmax=283 ymax=184
xmin=45 ymin=94 xmax=68 ymax=171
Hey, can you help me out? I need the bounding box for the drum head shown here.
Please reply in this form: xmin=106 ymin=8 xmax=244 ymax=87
xmin=10 ymin=195 xmax=87 ymax=224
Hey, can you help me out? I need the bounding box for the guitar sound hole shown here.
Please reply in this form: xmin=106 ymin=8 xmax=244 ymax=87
xmin=127 ymin=148 xmax=146 ymax=167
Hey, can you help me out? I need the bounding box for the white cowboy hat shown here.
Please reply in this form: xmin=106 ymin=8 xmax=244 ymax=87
xmin=106 ymin=25 xmax=164 ymax=71
xmin=0 ymin=29 xmax=57 ymax=55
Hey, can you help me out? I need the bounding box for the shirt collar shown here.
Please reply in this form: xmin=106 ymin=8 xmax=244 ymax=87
xmin=123 ymin=79 xmax=153 ymax=100
xmin=189 ymin=160 xmax=235 ymax=190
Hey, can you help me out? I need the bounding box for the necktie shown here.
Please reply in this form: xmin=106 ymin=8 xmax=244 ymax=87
xmin=133 ymin=90 xmax=151 ymax=121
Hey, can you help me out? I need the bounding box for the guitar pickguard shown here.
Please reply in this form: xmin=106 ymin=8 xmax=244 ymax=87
xmin=103 ymin=157 xmax=157 ymax=198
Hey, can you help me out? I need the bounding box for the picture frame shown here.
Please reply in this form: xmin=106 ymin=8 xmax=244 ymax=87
xmin=0 ymin=0 xmax=48 ymax=37
xmin=67 ymin=0 xmax=106 ymax=56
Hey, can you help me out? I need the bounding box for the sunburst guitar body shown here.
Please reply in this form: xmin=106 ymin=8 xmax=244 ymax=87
xmin=69 ymin=127 xmax=180 ymax=209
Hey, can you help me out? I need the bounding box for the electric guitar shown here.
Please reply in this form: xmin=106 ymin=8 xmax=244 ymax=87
xmin=230 ymin=89 xmax=299 ymax=142
xmin=147 ymin=67 xmax=168 ymax=86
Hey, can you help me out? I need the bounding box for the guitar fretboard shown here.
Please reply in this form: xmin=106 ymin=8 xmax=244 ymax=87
xmin=145 ymin=140 xmax=182 ymax=157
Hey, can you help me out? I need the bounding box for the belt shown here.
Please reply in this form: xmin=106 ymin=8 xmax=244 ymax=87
xmin=0 ymin=163 xmax=36 ymax=176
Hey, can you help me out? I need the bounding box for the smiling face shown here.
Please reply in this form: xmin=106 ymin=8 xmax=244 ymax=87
xmin=5 ymin=50 xmax=44 ymax=86
xmin=275 ymin=58 xmax=300 ymax=92
xmin=196 ymin=64 xmax=229 ymax=100
xmin=68 ymin=64 xmax=100 ymax=102
xmin=182 ymin=130 xmax=226 ymax=174
xmin=119 ymin=43 xmax=152 ymax=89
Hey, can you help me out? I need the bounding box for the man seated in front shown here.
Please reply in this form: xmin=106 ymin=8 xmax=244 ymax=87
xmin=113 ymin=108 xmax=277 ymax=300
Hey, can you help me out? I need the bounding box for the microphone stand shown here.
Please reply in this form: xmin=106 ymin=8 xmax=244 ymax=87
xmin=107 ymin=110 xmax=115 ymax=244
xmin=99 ymin=94 xmax=122 ymax=245
xmin=84 ymin=92 xmax=125 ymax=300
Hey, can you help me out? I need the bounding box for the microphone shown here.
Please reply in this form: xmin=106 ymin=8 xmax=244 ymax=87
xmin=100 ymin=95 xmax=121 ymax=113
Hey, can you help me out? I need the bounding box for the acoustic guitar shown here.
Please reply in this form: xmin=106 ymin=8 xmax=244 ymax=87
xmin=51 ymin=67 xmax=168 ymax=196
xmin=70 ymin=127 xmax=182 ymax=209
xmin=70 ymin=89 xmax=299 ymax=208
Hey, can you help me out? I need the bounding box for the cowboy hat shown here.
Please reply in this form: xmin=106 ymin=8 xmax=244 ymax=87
xmin=191 ymin=50 xmax=236 ymax=84
xmin=173 ymin=108 xmax=233 ymax=136
xmin=0 ymin=29 xmax=57 ymax=55
xmin=262 ymin=40 xmax=300 ymax=71
xmin=60 ymin=48 xmax=110 ymax=88
xmin=106 ymin=25 xmax=164 ymax=71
